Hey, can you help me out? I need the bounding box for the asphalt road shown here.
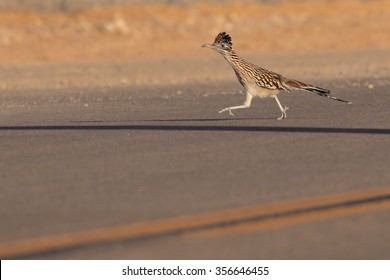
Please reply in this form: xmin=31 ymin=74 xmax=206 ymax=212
xmin=0 ymin=75 xmax=389 ymax=259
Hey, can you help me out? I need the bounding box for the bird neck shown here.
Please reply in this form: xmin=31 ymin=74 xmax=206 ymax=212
xmin=219 ymin=49 xmax=248 ymax=71
xmin=218 ymin=49 xmax=251 ymax=87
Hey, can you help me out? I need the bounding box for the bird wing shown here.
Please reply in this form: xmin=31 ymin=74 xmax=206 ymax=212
xmin=253 ymin=66 xmax=290 ymax=92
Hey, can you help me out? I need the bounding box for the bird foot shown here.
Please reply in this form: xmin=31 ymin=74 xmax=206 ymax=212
xmin=219 ymin=108 xmax=235 ymax=116
xmin=277 ymin=106 xmax=289 ymax=120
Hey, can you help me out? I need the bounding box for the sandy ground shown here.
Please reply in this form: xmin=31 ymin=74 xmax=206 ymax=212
xmin=0 ymin=0 xmax=390 ymax=63
xmin=1 ymin=49 xmax=389 ymax=94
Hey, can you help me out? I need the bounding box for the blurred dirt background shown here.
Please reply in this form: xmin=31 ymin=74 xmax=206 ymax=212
xmin=0 ymin=0 xmax=389 ymax=63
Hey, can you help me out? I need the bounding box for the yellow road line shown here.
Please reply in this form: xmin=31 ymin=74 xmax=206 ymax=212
xmin=188 ymin=195 xmax=390 ymax=238
xmin=1 ymin=187 xmax=389 ymax=259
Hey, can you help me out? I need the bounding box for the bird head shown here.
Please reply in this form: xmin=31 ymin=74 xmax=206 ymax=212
xmin=202 ymin=32 xmax=233 ymax=53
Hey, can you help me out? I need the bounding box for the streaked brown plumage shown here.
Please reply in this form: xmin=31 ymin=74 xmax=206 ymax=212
xmin=202 ymin=32 xmax=351 ymax=120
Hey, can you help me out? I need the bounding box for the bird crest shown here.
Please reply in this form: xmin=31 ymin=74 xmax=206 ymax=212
xmin=213 ymin=32 xmax=233 ymax=50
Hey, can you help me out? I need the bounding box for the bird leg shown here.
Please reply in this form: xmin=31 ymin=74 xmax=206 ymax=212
xmin=274 ymin=95 xmax=289 ymax=120
xmin=219 ymin=93 xmax=253 ymax=116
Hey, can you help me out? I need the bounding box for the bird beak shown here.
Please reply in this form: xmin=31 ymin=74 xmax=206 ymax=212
xmin=201 ymin=43 xmax=216 ymax=49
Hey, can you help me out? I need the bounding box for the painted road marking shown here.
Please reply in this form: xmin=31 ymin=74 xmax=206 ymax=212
xmin=1 ymin=187 xmax=389 ymax=259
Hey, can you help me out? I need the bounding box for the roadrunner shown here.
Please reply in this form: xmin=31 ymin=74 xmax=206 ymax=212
xmin=202 ymin=32 xmax=351 ymax=120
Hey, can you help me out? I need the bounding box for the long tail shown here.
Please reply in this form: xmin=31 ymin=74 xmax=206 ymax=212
xmin=284 ymin=78 xmax=352 ymax=104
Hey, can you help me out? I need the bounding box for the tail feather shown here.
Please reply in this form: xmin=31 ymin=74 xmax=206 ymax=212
xmin=284 ymin=78 xmax=352 ymax=104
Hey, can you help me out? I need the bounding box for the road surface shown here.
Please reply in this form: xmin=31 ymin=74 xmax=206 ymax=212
xmin=0 ymin=53 xmax=389 ymax=259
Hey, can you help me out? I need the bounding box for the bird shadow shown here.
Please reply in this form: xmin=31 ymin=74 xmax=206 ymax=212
xmin=0 ymin=118 xmax=388 ymax=135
